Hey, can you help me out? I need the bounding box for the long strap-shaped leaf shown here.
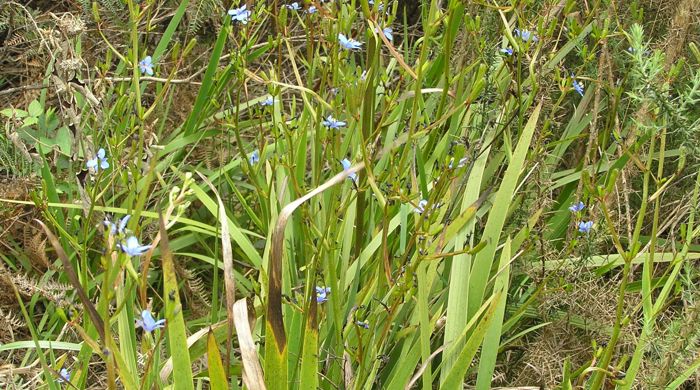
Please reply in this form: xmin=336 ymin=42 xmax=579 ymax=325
xmin=159 ymin=214 xmax=194 ymax=389
xmin=35 ymin=220 xmax=105 ymax=341
xmin=265 ymin=162 xmax=366 ymax=390
xmin=467 ymin=102 xmax=542 ymax=319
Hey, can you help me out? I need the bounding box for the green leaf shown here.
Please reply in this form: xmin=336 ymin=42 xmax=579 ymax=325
xmin=55 ymin=126 xmax=72 ymax=155
xmin=159 ymin=215 xmax=195 ymax=390
xmin=207 ymin=329 xmax=228 ymax=390
xmin=28 ymin=100 xmax=43 ymax=117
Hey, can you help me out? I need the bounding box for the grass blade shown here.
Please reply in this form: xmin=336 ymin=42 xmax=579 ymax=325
xmin=159 ymin=213 xmax=194 ymax=389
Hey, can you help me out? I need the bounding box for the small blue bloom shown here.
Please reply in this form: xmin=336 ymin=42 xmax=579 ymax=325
xmin=117 ymin=236 xmax=152 ymax=257
xmin=578 ymin=221 xmax=593 ymax=234
xmin=316 ymin=286 xmax=331 ymax=303
xmin=249 ymin=149 xmax=260 ymax=165
xmin=284 ymin=2 xmax=301 ymax=10
xmin=376 ymin=27 xmax=393 ymax=41
xmin=86 ymin=148 xmax=109 ymax=172
xmin=136 ymin=309 xmax=165 ymax=332
xmin=307 ymin=5 xmax=317 ymax=13
xmin=260 ymin=96 xmax=275 ymax=106
xmin=322 ymin=115 xmax=347 ymax=129
xmin=500 ymin=47 xmax=513 ymax=55
xmin=414 ymin=199 xmax=428 ymax=214
xmin=338 ymin=33 xmax=363 ymax=51
xmin=449 ymin=157 xmax=468 ymax=169
xmin=356 ymin=321 xmax=369 ymax=329
xmin=228 ymin=5 xmax=251 ymax=24
xmin=341 ymin=158 xmax=357 ymax=182
xmin=569 ymin=201 xmax=585 ymax=213
xmin=139 ymin=56 xmax=154 ymax=76
xmin=513 ymin=28 xmax=538 ymax=42
xmin=57 ymin=368 xmax=70 ymax=383
xmin=572 ymin=76 xmax=584 ymax=96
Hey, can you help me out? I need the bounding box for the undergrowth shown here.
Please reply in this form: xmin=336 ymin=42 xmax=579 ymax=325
xmin=1 ymin=0 xmax=699 ymax=389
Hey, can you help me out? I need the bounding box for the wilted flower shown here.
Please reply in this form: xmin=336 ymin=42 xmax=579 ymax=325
xmin=136 ymin=309 xmax=165 ymax=332
xmin=356 ymin=321 xmax=369 ymax=329
xmin=322 ymin=115 xmax=347 ymax=129
xmin=578 ymin=221 xmax=593 ymax=234
xmin=340 ymin=158 xmax=357 ymax=182
xmin=117 ymin=236 xmax=152 ymax=257
xmin=307 ymin=5 xmax=317 ymax=13
xmin=139 ymin=56 xmax=154 ymax=76
xmin=249 ymin=149 xmax=260 ymax=165
xmin=414 ymin=199 xmax=428 ymax=214
xmin=57 ymin=368 xmax=70 ymax=383
xmin=338 ymin=33 xmax=362 ymax=51
xmin=449 ymin=157 xmax=469 ymax=169
xmin=572 ymin=77 xmax=584 ymax=96
xmin=284 ymin=2 xmax=301 ymax=10
xmin=104 ymin=215 xmax=131 ymax=236
xmin=86 ymin=148 xmax=109 ymax=172
xmin=316 ymin=286 xmax=331 ymax=303
xmin=569 ymin=201 xmax=585 ymax=213
xmin=228 ymin=5 xmax=251 ymax=24
xmin=368 ymin=0 xmax=385 ymax=11
xmin=513 ymin=28 xmax=538 ymax=42
xmin=500 ymin=47 xmax=513 ymax=55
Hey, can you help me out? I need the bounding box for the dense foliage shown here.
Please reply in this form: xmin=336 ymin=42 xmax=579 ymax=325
xmin=1 ymin=0 xmax=699 ymax=388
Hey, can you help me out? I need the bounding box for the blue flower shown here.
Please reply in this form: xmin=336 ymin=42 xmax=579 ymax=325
xmin=284 ymin=2 xmax=301 ymax=10
xmin=322 ymin=115 xmax=347 ymax=129
xmin=57 ymin=368 xmax=70 ymax=383
xmin=341 ymin=158 xmax=357 ymax=182
xmin=136 ymin=309 xmax=165 ymax=332
xmin=376 ymin=27 xmax=393 ymax=41
xmin=260 ymin=96 xmax=275 ymax=106
xmin=338 ymin=33 xmax=362 ymax=51
xmin=356 ymin=321 xmax=369 ymax=329
xmin=228 ymin=5 xmax=251 ymax=24
xmin=249 ymin=149 xmax=260 ymax=165
xmin=104 ymin=215 xmax=131 ymax=236
xmin=500 ymin=47 xmax=513 ymax=55
xmin=414 ymin=199 xmax=428 ymax=214
xmin=86 ymin=148 xmax=109 ymax=171
xmin=307 ymin=5 xmax=317 ymax=13
xmin=449 ymin=157 xmax=468 ymax=169
xmin=369 ymin=0 xmax=385 ymax=11
xmin=569 ymin=201 xmax=585 ymax=213
xmin=513 ymin=28 xmax=538 ymax=42
xmin=578 ymin=221 xmax=593 ymax=234
xmin=316 ymin=286 xmax=331 ymax=303
xmin=139 ymin=56 xmax=154 ymax=76
xmin=572 ymin=77 xmax=584 ymax=96
xmin=117 ymin=236 xmax=152 ymax=257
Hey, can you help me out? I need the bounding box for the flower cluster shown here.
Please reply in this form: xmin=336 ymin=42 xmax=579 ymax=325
xmin=569 ymin=201 xmax=593 ymax=234
xmin=104 ymin=214 xmax=153 ymax=257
